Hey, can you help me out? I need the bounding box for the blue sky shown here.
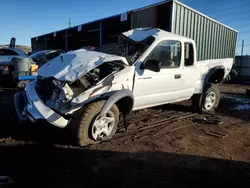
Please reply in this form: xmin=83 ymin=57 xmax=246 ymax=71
xmin=0 ymin=0 xmax=249 ymax=54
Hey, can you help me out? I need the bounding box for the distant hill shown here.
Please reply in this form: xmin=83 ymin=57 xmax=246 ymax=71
xmin=0 ymin=45 xmax=31 ymax=53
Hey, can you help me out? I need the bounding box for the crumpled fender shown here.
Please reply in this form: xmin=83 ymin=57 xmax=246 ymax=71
xmin=99 ymin=89 xmax=134 ymax=118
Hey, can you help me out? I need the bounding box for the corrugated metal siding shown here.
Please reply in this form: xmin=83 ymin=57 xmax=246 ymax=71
xmin=156 ymin=3 xmax=172 ymax=31
xmin=172 ymin=1 xmax=237 ymax=61
xmin=234 ymin=56 xmax=250 ymax=77
xmin=131 ymin=7 xmax=157 ymax=28
xmin=31 ymin=0 xmax=237 ymax=55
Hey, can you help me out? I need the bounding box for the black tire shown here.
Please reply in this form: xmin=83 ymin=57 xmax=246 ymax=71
xmin=192 ymin=84 xmax=220 ymax=113
xmin=70 ymin=100 xmax=119 ymax=146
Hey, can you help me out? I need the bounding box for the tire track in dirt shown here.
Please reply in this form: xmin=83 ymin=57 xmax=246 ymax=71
xmin=114 ymin=111 xmax=198 ymax=141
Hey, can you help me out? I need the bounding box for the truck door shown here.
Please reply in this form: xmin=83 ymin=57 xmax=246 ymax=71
xmin=181 ymin=42 xmax=201 ymax=98
xmin=133 ymin=40 xmax=185 ymax=110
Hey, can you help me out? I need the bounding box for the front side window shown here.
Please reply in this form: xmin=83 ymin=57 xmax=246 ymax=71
xmin=145 ymin=40 xmax=181 ymax=68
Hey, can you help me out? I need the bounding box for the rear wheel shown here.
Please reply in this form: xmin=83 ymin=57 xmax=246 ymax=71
xmin=192 ymin=84 xmax=220 ymax=112
xmin=70 ymin=100 xmax=119 ymax=146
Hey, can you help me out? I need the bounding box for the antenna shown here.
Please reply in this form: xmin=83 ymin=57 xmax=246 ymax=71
xmin=69 ymin=17 xmax=71 ymax=28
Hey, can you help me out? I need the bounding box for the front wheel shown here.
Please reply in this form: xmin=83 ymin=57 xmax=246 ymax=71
xmin=192 ymin=84 xmax=220 ymax=113
xmin=70 ymin=100 xmax=119 ymax=146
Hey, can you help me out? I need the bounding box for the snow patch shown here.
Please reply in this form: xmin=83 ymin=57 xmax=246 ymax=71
xmin=222 ymin=94 xmax=250 ymax=110
xmin=235 ymin=101 xmax=250 ymax=110
xmin=222 ymin=95 xmax=246 ymax=102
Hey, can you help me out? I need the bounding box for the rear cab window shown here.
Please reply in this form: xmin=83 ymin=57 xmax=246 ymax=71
xmin=184 ymin=42 xmax=194 ymax=66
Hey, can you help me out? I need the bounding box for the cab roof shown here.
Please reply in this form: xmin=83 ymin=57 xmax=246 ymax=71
xmin=122 ymin=28 xmax=194 ymax=43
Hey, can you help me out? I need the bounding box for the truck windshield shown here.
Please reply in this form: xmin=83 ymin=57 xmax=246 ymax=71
xmin=95 ymin=35 xmax=154 ymax=65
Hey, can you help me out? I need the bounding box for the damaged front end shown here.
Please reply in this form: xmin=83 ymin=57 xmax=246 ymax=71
xmin=14 ymin=81 xmax=70 ymax=127
xmin=14 ymin=50 xmax=131 ymax=128
xmin=35 ymin=60 xmax=126 ymax=115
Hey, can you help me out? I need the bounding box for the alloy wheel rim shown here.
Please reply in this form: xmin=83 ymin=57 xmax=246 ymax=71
xmin=91 ymin=111 xmax=115 ymax=141
xmin=204 ymin=91 xmax=216 ymax=110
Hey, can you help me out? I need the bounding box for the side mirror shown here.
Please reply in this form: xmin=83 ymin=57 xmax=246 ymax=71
xmin=141 ymin=59 xmax=161 ymax=72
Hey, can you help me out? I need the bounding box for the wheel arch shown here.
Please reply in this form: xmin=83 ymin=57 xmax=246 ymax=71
xmin=204 ymin=66 xmax=225 ymax=87
xmin=98 ymin=89 xmax=134 ymax=118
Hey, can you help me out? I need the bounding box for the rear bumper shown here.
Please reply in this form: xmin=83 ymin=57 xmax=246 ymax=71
xmin=14 ymin=81 xmax=69 ymax=128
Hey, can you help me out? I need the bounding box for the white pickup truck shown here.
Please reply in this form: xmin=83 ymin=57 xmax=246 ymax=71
xmin=14 ymin=28 xmax=233 ymax=146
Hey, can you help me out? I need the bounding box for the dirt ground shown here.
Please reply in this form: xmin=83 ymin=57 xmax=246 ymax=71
xmin=0 ymin=83 xmax=250 ymax=187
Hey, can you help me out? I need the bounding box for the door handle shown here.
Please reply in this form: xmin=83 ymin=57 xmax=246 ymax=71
xmin=174 ymin=74 xmax=181 ymax=79
xmin=138 ymin=77 xmax=152 ymax=80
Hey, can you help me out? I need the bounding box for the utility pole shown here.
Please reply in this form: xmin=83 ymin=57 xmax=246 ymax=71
xmin=69 ymin=17 xmax=71 ymax=28
xmin=241 ymin=40 xmax=244 ymax=56
xmin=240 ymin=39 xmax=244 ymax=76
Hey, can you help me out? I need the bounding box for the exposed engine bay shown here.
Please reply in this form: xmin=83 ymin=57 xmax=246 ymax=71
xmin=35 ymin=61 xmax=126 ymax=114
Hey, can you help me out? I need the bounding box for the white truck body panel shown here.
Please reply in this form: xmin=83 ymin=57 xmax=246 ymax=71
xmin=133 ymin=58 xmax=233 ymax=110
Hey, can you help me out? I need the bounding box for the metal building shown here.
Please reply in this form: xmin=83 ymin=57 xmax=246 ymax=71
xmin=31 ymin=0 xmax=238 ymax=61
xmin=234 ymin=56 xmax=250 ymax=77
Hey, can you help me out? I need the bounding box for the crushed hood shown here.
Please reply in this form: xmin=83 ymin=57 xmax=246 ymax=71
xmin=38 ymin=49 xmax=128 ymax=82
